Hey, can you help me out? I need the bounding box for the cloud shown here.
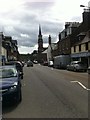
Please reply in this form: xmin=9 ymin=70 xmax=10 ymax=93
xmin=0 ymin=0 xmax=86 ymax=54
xmin=0 ymin=1 xmax=63 ymax=49
xmin=24 ymin=1 xmax=55 ymax=9
xmin=71 ymin=16 xmax=82 ymax=22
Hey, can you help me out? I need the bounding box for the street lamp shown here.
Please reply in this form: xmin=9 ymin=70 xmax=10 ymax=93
xmin=80 ymin=5 xmax=89 ymax=7
xmin=80 ymin=5 xmax=86 ymax=7
xmin=80 ymin=4 xmax=90 ymax=12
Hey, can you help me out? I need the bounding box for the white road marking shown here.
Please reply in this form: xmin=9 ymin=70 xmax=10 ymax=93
xmin=70 ymin=81 xmax=90 ymax=91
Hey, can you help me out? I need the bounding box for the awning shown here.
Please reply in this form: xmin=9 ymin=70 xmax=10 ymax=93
xmin=71 ymin=52 xmax=90 ymax=58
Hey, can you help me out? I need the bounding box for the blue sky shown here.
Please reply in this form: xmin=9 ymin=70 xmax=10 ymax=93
xmin=0 ymin=0 xmax=89 ymax=54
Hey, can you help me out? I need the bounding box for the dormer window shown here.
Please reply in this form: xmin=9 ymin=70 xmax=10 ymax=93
xmin=79 ymin=36 xmax=81 ymax=41
xmin=77 ymin=32 xmax=86 ymax=41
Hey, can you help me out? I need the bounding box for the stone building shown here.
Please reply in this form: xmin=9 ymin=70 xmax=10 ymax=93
xmin=0 ymin=32 xmax=19 ymax=65
xmin=57 ymin=22 xmax=80 ymax=55
xmin=71 ymin=8 xmax=90 ymax=67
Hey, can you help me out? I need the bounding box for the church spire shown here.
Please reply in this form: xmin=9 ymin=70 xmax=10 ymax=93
xmin=38 ymin=24 xmax=43 ymax=53
xmin=39 ymin=24 xmax=42 ymax=35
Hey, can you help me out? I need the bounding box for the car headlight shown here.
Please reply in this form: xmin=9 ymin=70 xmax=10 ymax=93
xmin=9 ymin=82 xmax=18 ymax=92
xmin=13 ymin=82 xmax=18 ymax=86
xmin=75 ymin=65 xmax=79 ymax=68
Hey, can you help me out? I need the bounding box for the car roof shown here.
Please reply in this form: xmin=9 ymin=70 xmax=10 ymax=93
xmin=71 ymin=61 xmax=80 ymax=63
xmin=27 ymin=60 xmax=33 ymax=63
xmin=0 ymin=65 xmax=16 ymax=69
xmin=71 ymin=61 xmax=86 ymax=64
xmin=5 ymin=61 xmax=22 ymax=66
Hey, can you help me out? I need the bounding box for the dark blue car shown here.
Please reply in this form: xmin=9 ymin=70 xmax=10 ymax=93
xmin=0 ymin=65 xmax=22 ymax=104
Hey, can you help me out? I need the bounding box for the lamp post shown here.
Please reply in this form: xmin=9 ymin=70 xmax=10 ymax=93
xmin=80 ymin=5 xmax=88 ymax=7
xmin=80 ymin=4 xmax=90 ymax=12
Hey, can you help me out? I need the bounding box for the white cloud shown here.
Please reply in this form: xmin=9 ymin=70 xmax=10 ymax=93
xmin=18 ymin=45 xmax=38 ymax=54
xmin=20 ymin=34 xmax=30 ymax=38
xmin=0 ymin=0 xmax=89 ymax=54
xmin=0 ymin=0 xmax=23 ymax=13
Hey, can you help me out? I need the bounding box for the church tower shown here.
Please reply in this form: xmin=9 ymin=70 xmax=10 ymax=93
xmin=38 ymin=24 xmax=43 ymax=53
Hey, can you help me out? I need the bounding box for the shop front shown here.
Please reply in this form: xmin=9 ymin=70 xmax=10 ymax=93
xmin=71 ymin=52 xmax=90 ymax=67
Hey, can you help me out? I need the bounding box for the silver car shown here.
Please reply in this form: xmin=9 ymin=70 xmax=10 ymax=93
xmin=48 ymin=61 xmax=53 ymax=67
xmin=27 ymin=60 xmax=33 ymax=67
xmin=67 ymin=61 xmax=87 ymax=72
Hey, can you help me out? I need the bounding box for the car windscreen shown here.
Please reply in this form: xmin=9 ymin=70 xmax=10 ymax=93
xmin=0 ymin=68 xmax=17 ymax=79
xmin=78 ymin=62 xmax=86 ymax=66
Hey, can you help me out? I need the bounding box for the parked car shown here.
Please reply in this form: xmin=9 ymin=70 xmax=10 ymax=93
xmin=48 ymin=60 xmax=53 ymax=67
xmin=53 ymin=55 xmax=70 ymax=69
xmin=33 ymin=60 xmax=38 ymax=64
xmin=42 ymin=61 xmax=48 ymax=66
xmin=5 ymin=61 xmax=23 ymax=79
xmin=27 ymin=60 xmax=33 ymax=67
xmin=67 ymin=61 xmax=87 ymax=72
xmin=21 ymin=61 xmax=25 ymax=67
xmin=0 ymin=65 xmax=22 ymax=104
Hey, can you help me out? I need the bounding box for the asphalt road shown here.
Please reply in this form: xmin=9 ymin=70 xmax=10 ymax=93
xmin=2 ymin=64 xmax=89 ymax=118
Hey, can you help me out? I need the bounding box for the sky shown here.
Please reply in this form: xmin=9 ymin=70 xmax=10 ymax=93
xmin=0 ymin=0 xmax=89 ymax=54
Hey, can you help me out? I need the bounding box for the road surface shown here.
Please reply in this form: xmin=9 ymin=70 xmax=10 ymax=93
xmin=2 ymin=64 xmax=89 ymax=118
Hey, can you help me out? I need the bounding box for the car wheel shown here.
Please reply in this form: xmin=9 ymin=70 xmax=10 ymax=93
xmin=74 ymin=68 xmax=77 ymax=72
xmin=67 ymin=67 xmax=69 ymax=70
xmin=16 ymin=88 xmax=22 ymax=103
xmin=21 ymin=75 xmax=23 ymax=79
xmin=84 ymin=70 xmax=87 ymax=72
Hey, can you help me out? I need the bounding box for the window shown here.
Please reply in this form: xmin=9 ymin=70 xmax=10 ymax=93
xmin=74 ymin=46 xmax=76 ymax=52
xmin=79 ymin=44 xmax=81 ymax=51
xmin=85 ymin=43 xmax=88 ymax=50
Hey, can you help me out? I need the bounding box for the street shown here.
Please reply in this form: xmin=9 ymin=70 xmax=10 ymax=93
xmin=2 ymin=64 xmax=88 ymax=118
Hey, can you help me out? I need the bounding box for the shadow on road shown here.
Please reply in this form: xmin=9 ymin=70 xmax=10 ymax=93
xmin=2 ymin=101 xmax=20 ymax=114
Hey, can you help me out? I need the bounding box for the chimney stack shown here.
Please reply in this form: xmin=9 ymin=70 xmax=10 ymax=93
xmin=82 ymin=4 xmax=90 ymax=30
